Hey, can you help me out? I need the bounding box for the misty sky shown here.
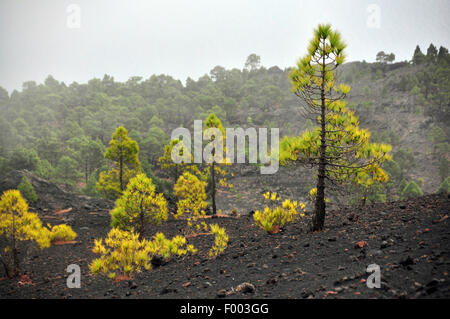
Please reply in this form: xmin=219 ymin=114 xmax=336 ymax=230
xmin=0 ymin=0 xmax=449 ymax=93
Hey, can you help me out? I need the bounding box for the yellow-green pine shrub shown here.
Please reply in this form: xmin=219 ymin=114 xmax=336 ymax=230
xmin=0 ymin=190 xmax=76 ymax=277
xmin=208 ymin=224 xmax=228 ymax=258
xmin=174 ymin=172 xmax=208 ymax=233
xmin=48 ymin=224 xmax=77 ymax=242
xmin=89 ymin=228 xmax=196 ymax=280
xmin=110 ymin=173 xmax=168 ymax=239
xmin=254 ymin=191 xmax=305 ymax=234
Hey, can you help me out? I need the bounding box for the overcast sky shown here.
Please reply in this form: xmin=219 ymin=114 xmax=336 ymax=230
xmin=0 ymin=0 xmax=449 ymax=93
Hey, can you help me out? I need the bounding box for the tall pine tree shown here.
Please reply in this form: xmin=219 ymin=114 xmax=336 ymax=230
xmin=97 ymin=126 xmax=141 ymax=199
xmin=280 ymin=24 xmax=391 ymax=231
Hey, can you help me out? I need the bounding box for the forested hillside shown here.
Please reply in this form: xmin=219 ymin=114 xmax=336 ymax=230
xmin=0 ymin=45 xmax=448 ymax=206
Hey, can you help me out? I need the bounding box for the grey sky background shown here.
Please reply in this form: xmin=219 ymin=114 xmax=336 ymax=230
xmin=0 ymin=0 xmax=449 ymax=93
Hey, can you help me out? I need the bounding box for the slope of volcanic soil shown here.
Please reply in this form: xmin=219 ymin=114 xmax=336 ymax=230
xmin=0 ymin=181 xmax=448 ymax=299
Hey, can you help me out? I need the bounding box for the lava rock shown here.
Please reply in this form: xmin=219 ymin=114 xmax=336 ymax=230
xmin=217 ymin=289 xmax=227 ymax=298
xmin=151 ymin=256 xmax=167 ymax=268
xmin=399 ymin=256 xmax=414 ymax=267
xmin=235 ymin=282 xmax=256 ymax=294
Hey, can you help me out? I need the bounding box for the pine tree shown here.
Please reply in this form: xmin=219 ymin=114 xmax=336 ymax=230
xmin=280 ymin=24 xmax=391 ymax=231
xmin=79 ymin=137 xmax=105 ymax=184
xmin=96 ymin=126 xmax=141 ymax=199
xmin=0 ymin=190 xmax=76 ymax=277
xmin=401 ymin=181 xmax=423 ymax=199
xmin=439 ymin=157 xmax=449 ymax=182
xmin=17 ymin=176 xmax=37 ymax=203
xmin=203 ymin=113 xmax=230 ymax=216
xmin=436 ymin=177 xmax=450 ymax=194
xmin=158 ymin=139 xmax=196 ymax=182
xmin=438 ymin=46 xmax=449 ymax=64
xmin=174 ymin=172 xmax=208 ymax=233
xmin=142 ymin=127 xmax=168 ymax=165
xmin=398 ymin=178 xmax=408 ymax=194
xmin=426 ymin=44 xmax=438 ymax=63
xmin=55 ymin=155 xmax=81 ymax=188
xmin=376 ymin=51 xmax=387 ymax=63
xmin=412 ymin=45 xmax=425 ymax=65
xmin=244 ymin=54 xmax=261 ymax=71
xmin=110 ymin=173 xmax=168 ymax=239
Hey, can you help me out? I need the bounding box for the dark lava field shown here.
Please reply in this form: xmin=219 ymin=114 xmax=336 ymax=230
xmin=0 ymin=173 xmax=448 ymax=299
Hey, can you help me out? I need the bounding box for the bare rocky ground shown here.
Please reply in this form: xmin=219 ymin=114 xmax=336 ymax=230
xmin=0 ymin=170 xmax=449 ymax=299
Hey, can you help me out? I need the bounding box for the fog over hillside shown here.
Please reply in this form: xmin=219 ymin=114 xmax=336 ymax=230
xmin=1 ymin=0 xmax=450 ymax=92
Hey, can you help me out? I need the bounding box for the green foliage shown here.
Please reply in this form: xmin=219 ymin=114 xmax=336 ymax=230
xmin=89 ymin=228 xmax=196 ymax=280
xmin=203 ymin=113 xmax=231 ymax=215
xmin=439 ymin=157 xmax=449 ymax=182
xmin=365 ymin=182 xmax=387 ymax=204
xmin=426 ymin=44 xmax=438 ymax=63
xmin=417 ymin=177 xmax=424 ymax=188
xmin=413 ymin=45 xmax=426 ymax=65
xmin=398 ymin=178 xmax=408 ymax=193
xmin=436 ymin=143 xmax=450 ymax=157
xmin=372 ymin=130 xmax=400 ymax=146
xmin=0 ymin=190 xmax=51 ymax=249
xmin=149 ymin=115 xmax=164 ymax=128
xmin=110 ymin=173 xmax=168 ymax=238
xmin=281 ymin=24 xmax=391 ymax=230
xmin=17 ymin=176 xmax=37 ymax=203
xmin=428 ymin=126 xmax=449 ymax=172
xmin=244 ymin=54 xmax=261 ymax=71
xmin=158 ymin=139 xmax=199 ymax=182
xmin=208 ymin=224 xmax=229 ymax=258
xmin=393 ymin=148 xmax=416 ymax=174
xmin=0 ymin=190 xmax=76 ymax=277
xmin=394 ymin=44 xmax=450 ymax=122
xmin=415 ymin=105 xmax=423 ymax=115
xmin=78 ymin=137 xmax=105 ymax=184
xmin=82 ymin=169 xmax=103 ymax=197
xmin=47 ymin=224 xmax=77 ymax=242
xmin=383 ymin=160 xmax=403 ymax=184
xmin=54 ymin=155 xmax=81 ymax=188
xmin=436 ymin=177 xmax=450 ymax=193
xmin=174 ymin=172 xmax=208 ymax=233
xmin=105 ymin=126 xmax=140 ymax=172
xmin=0 ymin=42 xmax=447 ymax=200
xmin=376 ymin=51 xmax=395 ymax=64
xmin=141 ymin=127 xmax=168 ymax=165
xmin=97 ymin=126 xmax=141 ymax=199
xmin=304 ymin=119 xmax=314 ymax=131
xmin=141 ymin=161 xmax=173 ymax=198
xmin=254 ymin=192 xmax=305 ymax=234
xmin=96 ymin=167 xmax=134 ymax=200
xmin=429 ymin=125 xmax=447 ymax=145
xmin=396 ymin=74 xmax=418 ymax=92
xmin=4 ymin=148 xmax=40 ymax=172
xmin=33 ymin=159 xmax=55 ymax=181
xmin=401 ymin=181 xmax=423 ymax=199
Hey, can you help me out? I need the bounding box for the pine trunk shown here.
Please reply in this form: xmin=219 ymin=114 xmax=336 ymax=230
xmin=11 ymin=210 xmax=20 ymax=277
xmin=312 ymin=159 xmax=326 ymax=231
xmin=211 ymin=162 xmax=217 ymax=216
xmin=119 ymin=154 xmax=124 ymax=191
xmin=138 ymin=199 xmax=145 ymax=240
xmin=312 ymin=48 xmax=327 ymax=232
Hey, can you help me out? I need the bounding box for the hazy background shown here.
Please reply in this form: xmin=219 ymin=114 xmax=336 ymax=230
xmin=1 ymin=0 xmax=449 ymax=93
